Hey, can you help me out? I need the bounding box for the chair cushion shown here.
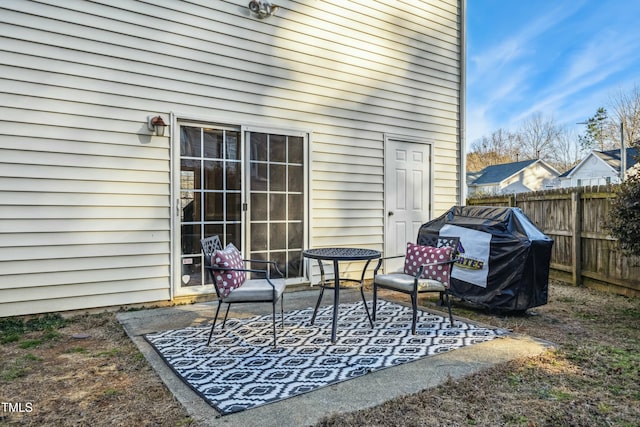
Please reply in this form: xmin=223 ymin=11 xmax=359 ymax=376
xmin=224 ymin=278 xmax=286 ymax=302
xmin=403 ymin=242 xmax=453 ymax=287
xmin=374 ymin=273 xmax=447 ymax=292
xmin=213 ymin=243 xmax=246 ymax=297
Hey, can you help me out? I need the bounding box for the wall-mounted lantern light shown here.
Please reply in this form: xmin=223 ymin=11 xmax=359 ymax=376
xmin=248 ymin=0 xmax=279 ymax=19
xmin=147 ymin=115 xmax=167 ymax=136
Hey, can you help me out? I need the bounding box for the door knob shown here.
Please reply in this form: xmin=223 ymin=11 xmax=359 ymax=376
xmin=388 ymin=211 xmax=394 ymax=216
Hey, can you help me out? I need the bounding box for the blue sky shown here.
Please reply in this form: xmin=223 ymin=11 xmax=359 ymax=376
xmin=466 ymin=0 xmax=640 ymax=146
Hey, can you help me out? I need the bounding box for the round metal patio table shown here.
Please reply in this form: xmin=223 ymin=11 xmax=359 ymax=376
xmin=302 ymin=247 xmax=382 ymax=343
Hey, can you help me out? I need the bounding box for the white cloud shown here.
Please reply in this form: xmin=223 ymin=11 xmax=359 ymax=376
xmin=466 ymin=0 xmax=640 ymax=146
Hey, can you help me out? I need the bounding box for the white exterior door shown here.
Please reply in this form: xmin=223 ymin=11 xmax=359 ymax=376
xmin=384 ymin=137 xmax=433 ymax=271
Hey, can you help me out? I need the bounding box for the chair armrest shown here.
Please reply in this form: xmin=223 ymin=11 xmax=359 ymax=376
xmin=208 ymin=260 xmax=284 ymax=279
xmin=204 ymin=266 xmax=281 ymax=294
xmin=373 ymin=254 xmax=405 ymax=275
xmin=206 ymin=265 xmax=269 ymax=275
xmin=243 ymin=259 xmax=284 ymax=278
xmin=381 ymin=254 xmax=406 ymax=260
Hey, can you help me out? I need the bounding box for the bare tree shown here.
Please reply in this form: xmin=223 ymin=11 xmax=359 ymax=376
xmin=608 ymin=84 xmax=640 ymax=148
xmin=467 ymin=85 xmax=640 ymax=176
xmin=547 ymin=127 xmax=584 ymax=172
xmin=466 ymin=128 xmax=519 ymax=172
xmin=467 ymin=113 xmax=582 ymax=174
xmin=516 ymin=112 xmax=562 ymax=160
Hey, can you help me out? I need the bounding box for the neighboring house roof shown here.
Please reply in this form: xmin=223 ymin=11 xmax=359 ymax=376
xmin=558 ymin=166 xmax=575 ymax=178
xmin=470 ymin=159 xmax=539 ymax=185
xmin=466 ymin=171 xmax=483 ymax=186
xmin=561 ymin=147 xmax=639 ymax=178
xmin=596 ymin=147 xmax=639 ymax=172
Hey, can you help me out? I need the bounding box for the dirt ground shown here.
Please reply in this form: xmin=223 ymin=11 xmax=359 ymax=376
xmin=1 ymin=281 xmax=639 ymax=426
xmin=0 ymin=311 xmax=190 ymax=426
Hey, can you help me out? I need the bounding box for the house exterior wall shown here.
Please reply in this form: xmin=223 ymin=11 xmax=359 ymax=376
xmin=0 ymin=0 xmax=463 ymax=316
xmin=506 ymin=163 xmax=558 ymax=192
xmin=560 ymin=156 xmax=619 ymax=188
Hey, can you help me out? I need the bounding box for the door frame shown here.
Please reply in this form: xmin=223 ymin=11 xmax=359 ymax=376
xmin=241 ymin=124 xmax=310 ymax=286
xmin=169 ymin=113 xmax=311 ymax=298
xmin=383 ymin=134 xmax=434 ymax=270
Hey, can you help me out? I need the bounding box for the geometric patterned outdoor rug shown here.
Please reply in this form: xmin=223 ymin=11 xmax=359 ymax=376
xmin=144 ymin=300 xmax=505 ymax=416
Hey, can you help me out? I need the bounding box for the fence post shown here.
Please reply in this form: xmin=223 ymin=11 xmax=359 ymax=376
xmin=571 ymin=190 xmax=582 ymax=286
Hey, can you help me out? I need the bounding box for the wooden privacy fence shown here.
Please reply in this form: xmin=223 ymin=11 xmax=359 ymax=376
xmin=467 ymin=185 xmax=640 ymax=298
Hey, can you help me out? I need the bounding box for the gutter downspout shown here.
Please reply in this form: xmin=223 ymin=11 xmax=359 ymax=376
xmin=459 ymin=0 xmax=467 ymax=206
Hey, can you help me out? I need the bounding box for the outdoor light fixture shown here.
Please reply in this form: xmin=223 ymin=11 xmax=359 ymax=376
xmin=147 ymin=115 xmax=166 ymax=136
xmin=248 ymin=0 xmax=279 ymax=19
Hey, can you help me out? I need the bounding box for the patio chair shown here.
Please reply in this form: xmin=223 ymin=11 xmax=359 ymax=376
xmin=200 ymin=236 xmax=285 ymax=347
xmin=372 ymin=234 xmax=460 ymax=334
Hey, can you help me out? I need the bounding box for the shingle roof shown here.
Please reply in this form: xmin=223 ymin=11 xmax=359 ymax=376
xmin=594 ymin=147 xmax=639 ymax=171
xmin=558 ymin=165 xmax=575 ymax=178
xmin=470 ymin=159 xmax=538 ymax=185
xmin=561 ymin=147 xmax=639 ymax=178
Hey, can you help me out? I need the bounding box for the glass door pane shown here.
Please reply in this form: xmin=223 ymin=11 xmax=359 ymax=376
xmin=180 ymin=125 xmax=241 ymax=287
xmin=248 ymin=132 xmax=304 ymax=278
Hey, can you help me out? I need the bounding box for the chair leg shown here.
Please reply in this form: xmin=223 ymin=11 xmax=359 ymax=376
xmin=372 ymin=282 xmax=378 ymax=321
xmin=411 ymin=292 xmax=418 ymax=335
xmin=310 ymin=285 xmax=325 ymax=325
xmin=360 ymin=285 xmax=373 ymax=328
xmin=272 ymin=299 xmax=277 ymax=348
xmin=207 ymin=300 xmax=223 ymax=346
xmin=280 ymin=296 xmax=284 ymax=329
xmin=444 ymin=292 xmax=454 ymax=326
xmin=221 ymin=304 xmax=231 ymax=329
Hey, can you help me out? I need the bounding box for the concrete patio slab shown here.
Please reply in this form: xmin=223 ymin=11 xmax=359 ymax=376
xmin=117 ymin=288 xmax=553 ymax=427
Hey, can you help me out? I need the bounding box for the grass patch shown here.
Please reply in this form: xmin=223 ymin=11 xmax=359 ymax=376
xmin=1 ymin=333 xmax=21 ymax=344
xmin=1 ymin=360 xmax=29 ymax=381
xmin=620 ymin=307 xmax=640 ymax=319
xmin=19 ymin=339 xmax=43 ymax=349
xmin=131 ymin=351 xmax=146 ymax=362
xmin=25 ymin=313 xmax=67 ymax=331
xmin=23 ymin=353 xmax=43 ymax=362
xmin=43 ymin=330 xmax=62 ymax=340
xmin=547 ymin=389 xmax=573 ymax=402
xmin=103 ymin=388 xmax=120 ymax=397
xmin=574 ymin=310 xmax=600 ymax=321
xmin=95 ymin=348 xmax=120 ymax=358
xmin=507 ymin=373 xmax=522 ymax=386
xmin=0 ymin=313 xmax=67 ymax=344
xmin=0 ymin=318 xmax=27 ymax=344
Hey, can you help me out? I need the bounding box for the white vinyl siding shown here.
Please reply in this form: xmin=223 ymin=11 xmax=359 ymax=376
xmin=0 ymin=136 xmax=170 ymax=317
xmin=0 ymin=0 xmax=462 ymax=316
xmin=560 ymin=155 xmax=621 ymax=188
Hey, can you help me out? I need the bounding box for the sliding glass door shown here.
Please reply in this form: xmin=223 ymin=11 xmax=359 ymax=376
xmin=176 ymin=123 xmax=306 ymax=292
xmin=247 ymin=132 xmax=305 ymax=279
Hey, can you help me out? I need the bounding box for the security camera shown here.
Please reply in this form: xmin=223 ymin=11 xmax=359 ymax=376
xmin=248 ymin=0 xmax=278 ymax=18
xmin=248 ymin=0 xmax=260 ymax=13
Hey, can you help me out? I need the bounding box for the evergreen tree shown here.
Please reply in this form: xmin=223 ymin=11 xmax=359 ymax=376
xmin=578 ymin=107 xmax=609 ymax=151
